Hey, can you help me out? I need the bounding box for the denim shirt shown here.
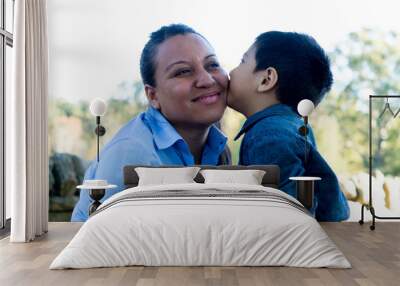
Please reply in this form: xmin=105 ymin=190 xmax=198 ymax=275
xmin=71 ymin=107 xmax=228 ymax=222
xmin=235 ymin=103 xmax=349 ymax=221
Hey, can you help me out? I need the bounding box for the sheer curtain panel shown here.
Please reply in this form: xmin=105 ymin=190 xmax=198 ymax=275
xmin=9 ymin=0 xmax=48 ymax=242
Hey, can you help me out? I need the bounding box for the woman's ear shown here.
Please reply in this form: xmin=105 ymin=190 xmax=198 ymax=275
xmin=144 ymin=84 xmax=161 ymax=109
xmin=257 ymin=67 xmax=278 ymax=93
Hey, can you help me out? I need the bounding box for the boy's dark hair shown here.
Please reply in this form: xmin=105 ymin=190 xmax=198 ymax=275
xmin=253 ymin=31 xmax=333 ymax=110
xmin=140 ymin=24 xmax=203 ymax=87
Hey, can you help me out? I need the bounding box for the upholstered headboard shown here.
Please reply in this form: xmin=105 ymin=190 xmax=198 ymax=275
xmin=123 ymin=165 xmax=280 ymax=189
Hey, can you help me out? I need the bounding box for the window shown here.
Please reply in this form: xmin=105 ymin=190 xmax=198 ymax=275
xmin=0 ymin=0 xmax=14 ymax=233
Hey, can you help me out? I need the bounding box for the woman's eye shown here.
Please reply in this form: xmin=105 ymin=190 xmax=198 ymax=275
xmin=174 ymin=69 xmax=191 ymax=77
xmin=207 ymin=62 xmax=220 ymax=70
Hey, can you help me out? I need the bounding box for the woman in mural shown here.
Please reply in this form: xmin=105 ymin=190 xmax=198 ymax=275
xmin=228 ymin=31 xmax=349 ymax=221
xmin=71 ymin=24 xmax=230 ymax=221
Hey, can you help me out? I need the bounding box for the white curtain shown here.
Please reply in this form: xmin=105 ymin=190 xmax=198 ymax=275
xmin=8 ymin=0 xmax=49 ymax=242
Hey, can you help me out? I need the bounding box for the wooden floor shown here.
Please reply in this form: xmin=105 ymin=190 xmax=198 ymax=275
xmin=0 ymin=222 xmax=399 ymax=286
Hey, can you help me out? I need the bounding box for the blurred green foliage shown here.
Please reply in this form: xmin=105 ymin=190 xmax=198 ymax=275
xmin=313 ymin=28 xmax=400 ymax=176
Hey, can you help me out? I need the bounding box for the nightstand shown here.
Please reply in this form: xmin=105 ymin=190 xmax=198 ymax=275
xmin=289 ymin=176 xmax=321 ymax=210
xmin=77 ymin=180 xmax=117 ymax=215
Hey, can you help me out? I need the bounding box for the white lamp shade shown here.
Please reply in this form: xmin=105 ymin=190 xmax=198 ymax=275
xmin=90 ymin=98 xmax=107 ymax=116
xmin=297 ymin=99 xmax=315 ymax=117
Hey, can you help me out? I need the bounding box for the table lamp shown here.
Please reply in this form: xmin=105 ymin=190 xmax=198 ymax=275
xmin=297 ymin=99 xmax=315 ymax=165
xmin=291 ymin=99 xmax=320 ymax=212
xmin=90 ymin=98 xmax=107 ymax=162
xmin=78 ymin=98 xmax=115 ymax=215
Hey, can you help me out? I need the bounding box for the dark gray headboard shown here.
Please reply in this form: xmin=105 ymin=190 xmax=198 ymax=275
xmin=123 ymin=165 xmax=280 ymax=189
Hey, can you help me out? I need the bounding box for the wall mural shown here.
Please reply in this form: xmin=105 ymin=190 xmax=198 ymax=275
xmin=47 ymin=1 xmax=400 ymax=222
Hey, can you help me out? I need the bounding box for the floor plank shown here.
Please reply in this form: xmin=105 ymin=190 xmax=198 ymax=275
xmin=0 ymin=222 xmax=398 ymax=286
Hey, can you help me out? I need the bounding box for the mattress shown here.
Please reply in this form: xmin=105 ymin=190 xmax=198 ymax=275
xmin=50 ymin=183 xmax=351 ymax=269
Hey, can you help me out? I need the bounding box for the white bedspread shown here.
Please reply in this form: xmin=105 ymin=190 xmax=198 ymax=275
xmin=50 ymin=183 xmax=351 ymax=269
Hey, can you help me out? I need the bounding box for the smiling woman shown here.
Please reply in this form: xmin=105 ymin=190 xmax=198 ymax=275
xmin=142 ymin=30 xmax=228 ymax=161
xmin=71 ymin=24 xmax=231 ymax=222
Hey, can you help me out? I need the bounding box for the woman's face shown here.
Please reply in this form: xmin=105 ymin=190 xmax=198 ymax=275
xmin=145 ymin=33 xmax=228 ymax=128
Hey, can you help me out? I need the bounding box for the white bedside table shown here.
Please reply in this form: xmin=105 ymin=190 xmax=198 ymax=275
xmin=289 ymin=176 xmax=321 ymax=210
xmin=77 ymin=180 xmax=117 ymax=215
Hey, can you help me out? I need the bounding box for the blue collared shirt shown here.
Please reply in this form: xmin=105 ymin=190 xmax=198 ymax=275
xmin=71 ymin=107 xmax=228 ymax=221
xmin=235 ymin=103 xmax=349 ymax=221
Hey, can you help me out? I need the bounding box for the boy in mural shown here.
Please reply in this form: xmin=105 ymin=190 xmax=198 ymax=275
xmin=228 ymin=31 xmax=349 ymax=221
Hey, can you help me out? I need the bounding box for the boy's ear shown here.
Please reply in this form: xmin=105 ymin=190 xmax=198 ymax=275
xmin=257 ymin=67 xmax=278 ymax=93
xmin=144 ymin=84 xmax=161 ymax=109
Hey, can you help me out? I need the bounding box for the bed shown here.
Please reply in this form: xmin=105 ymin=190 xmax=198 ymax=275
xmin=50 ymin=165 xmax=350 ymax=269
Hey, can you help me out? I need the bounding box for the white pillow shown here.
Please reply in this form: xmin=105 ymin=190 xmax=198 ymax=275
xmin=200 ymin=169 xmax=266 ymax=185
xmin=135 ymin=167 xmax=200 ymax=186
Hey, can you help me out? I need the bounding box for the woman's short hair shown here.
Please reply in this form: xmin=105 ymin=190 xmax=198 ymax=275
xmin=253 ymin=31 xmax=333 ymax=110
xmin=140 ymin=24 xmax=203 ymax=87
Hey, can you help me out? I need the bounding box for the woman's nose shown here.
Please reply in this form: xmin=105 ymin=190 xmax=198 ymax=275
xmin=195 ymin=69 xmax=215 ymax=88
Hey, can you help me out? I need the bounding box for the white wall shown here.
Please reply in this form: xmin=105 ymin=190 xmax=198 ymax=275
xmin=48 ymin=0 xmax=400 ymax=103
